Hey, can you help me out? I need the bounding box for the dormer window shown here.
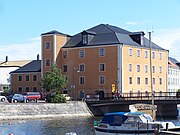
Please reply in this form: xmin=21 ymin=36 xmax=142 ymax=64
xmin=82 ymin=34 xmax=88 ymax=45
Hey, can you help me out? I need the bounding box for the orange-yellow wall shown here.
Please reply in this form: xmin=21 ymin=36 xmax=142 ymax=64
xmin=11 ymin=73 xmax=41 ymax=93
xmin=122 ymin=45 xmax=168 ymax=93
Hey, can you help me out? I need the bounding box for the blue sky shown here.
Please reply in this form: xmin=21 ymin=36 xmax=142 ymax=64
xmin=0 ymin=0 xmax=180 ymax=61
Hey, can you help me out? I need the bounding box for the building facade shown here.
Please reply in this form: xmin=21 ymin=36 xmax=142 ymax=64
xmin=10 ymin=59 xmax=41 ymax=94
xmin=168 ymin=57 xmax=180 ymax=95
xmin=41 ymin=24 xmax=168 ymax=99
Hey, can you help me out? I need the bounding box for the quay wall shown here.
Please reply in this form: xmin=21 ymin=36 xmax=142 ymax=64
xmin=0 ymin=101 xmax=93 ymax=120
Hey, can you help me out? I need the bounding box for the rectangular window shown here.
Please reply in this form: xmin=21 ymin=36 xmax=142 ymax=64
xmin=26 ymin=75 xmax=30 ymax=81
xmin=159 ymin=66 xmax=162 ymax=73
xmin=129 ymin=77 xmax=132 ymax=84
xmin=33 ymin=87 xmax=37 ymax=92
xmin=145 ymin=50 xmax=148 ymax=58
xmin=18 ymin=87 xmax=23 ymax=93
xmin=159 ymin=52 xmax=162 ymax=60
xmin=25 ymin=87 xmax=30 ymax=92
xmin=159 ymin=78 xmax=162 ymax=85
xmin=153 ymin=78 xmax=155 ymax=85
xmin=145 ymin=78 xmax=148 ymax=85
xmin=152 ymin=66 xmax=155 ymax=73
xmin=79 ymin=64 xmax=85 ymax=72
xmin=63 ymin=65 xmax=68 ymax=72
xmin=45 ymin=41 xmax=51 ymax=50
xmin=99 ymin=63 xmax=105 ymax=72
xmin=129 ymin=48 xmax=132 ymax=56
xmin=145 ymin=65 xmax=148 ymax=73
xmin=137 ymin=50 xmax=140 ymax=57
xmin=99 ymin=48 xmax=105 ymax=57
xmin=33 ymin=75 xmax=37 ymax=81
xmin=46 ymin=59 xmax=51 ymax=67
xmin=18 ymin=75 xmax=22 ymax=81
xmin=137 ymin=65 xmax=140 ymax=72
xmin=82 ymin=34 xmax=87 ymax=44
xmin=63 ymin=51 xmax=68 ymax=58
xmin=137 ymin=77 xmax=140 ymax=84
xmin=99 ymin=76 xmax=105 ymax=84
xmin=79 ymin=50 xmax=85 ymax=58
xmin=152 ymin=52 xmax=155 ymax=59
xmin=129 ymin=64 xmax=132 ymax=72
xmin=79 ymin=76 xmax=85 ymax=84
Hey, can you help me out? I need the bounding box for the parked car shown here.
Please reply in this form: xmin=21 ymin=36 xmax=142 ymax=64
xmin=7 ymin=94 xmax=28 ymax=103
xmin=0 ymin=95 xmax=7 ymax=102
xmin=24 ymin=92 xmax=41 ymax=102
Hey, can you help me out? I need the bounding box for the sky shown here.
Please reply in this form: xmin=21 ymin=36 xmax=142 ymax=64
xmin=0 ymin=0 xmax=180 ymax=61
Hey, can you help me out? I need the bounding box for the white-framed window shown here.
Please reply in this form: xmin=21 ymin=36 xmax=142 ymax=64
xmin=63 ymin=65 xmax=68 ymax=72
xmin=137 ymin=65 xmax=140 ymax=72
xmin=18 ymin=87 xmax=23 ymax=93
xmin=152 ymin=52 xmax=155 ymax=59
xmin=137 ymin=50 xmax=140 ymax=57
xmin=26 ymin=75 xmax=30 ymax=81
xmin=33 ymin=75 xmax=37 ymax=81
xmin=82 ymin=34 xmax=88 ymax=44
xmin=79 ymin=50 xmax=85 ymax=58
xmin=79 ymin=64 xmax=85 ymax=72
xmin=99 ymin=76 xmax=105 ymax=84
xmin=45 ymin=41 xmax=51 ymax=50
xmin=145 ymin=50 xmax=148 ymax=58
xmin=129 ymin=77 xmax=132 ymax=84
xmin=129 ymin=48 xmax=132 ymax=56
xmin=63 ymin=51 xmax=68 ymax=58
xmin=137 ymin=77 xmax=140 ymax=84
xmin=145 ymin=65 xmax=148 ymax=73
xmin=18 ymin=75 xmax=23 ymax=81
xmin=129 ymin=64 xmax=132 ymax=72
xmin=159 ymin=66 xmax=162 ymax=73
xmin=25 ymin=86 xmax=30 ymax=92
xmin=99 ymin=63 xmax=105 ymax=72
xmin=152 ymin=66 xmax=155 ymax=73
xmin=79 ymin=76 xmax=85 ymax=84
xmin=145 ymin=78 xmax=148 ymax=85
xmin=159 ymin=78 xmax=162 ymax=85
xmin=45 ymin=59 xmax=51 ymax=67
xmin=153 ymin=78 xmax=155 ymax=85
xmin=159 ymin=52 xmax=162 ymax=60
xmin=99 ymin=48 xmax=105 ymax=57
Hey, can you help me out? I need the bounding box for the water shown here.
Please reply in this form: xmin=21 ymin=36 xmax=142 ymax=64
xmin=0 ymin=116 xmax=180 ymax=135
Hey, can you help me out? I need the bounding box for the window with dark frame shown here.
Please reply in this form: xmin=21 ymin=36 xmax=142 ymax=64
xmin=80 ymin=76 xmax=85 ymax=84
xmin=26 ymin=75 xmax=30 ymax=81
xmin=79 ymin=64 xmax=85 ymax=72
xmin=129 ymin=77 xmax=132 ymax=84
xmin=99 ymin=48 xmax=105 ymax=57
xmin=137 ymin=77 xmax=140 ymax=84
xmin=33 ymin=87 xmax=37 ymax=92
xmin=18 ymin=87 xmax=23 ymax=93
xmin=46 ymin=59 xmax=50 ymax=67
xmin=25 ymin=87 xmax=30 ymax=92
xmin=33 ymin=75 xmax=37 ymax=81
xmin=79 ymin=50 xmax=85 ymax=58
xmin=63 ymin=65 xmax=68 ymax=72
xmin=18 ymin=75 xmax=22 ymax=81
xmin=99 ymin=76 xmax=105 ymax=84
xmin=99 ymin=63 xmax=105 ymax=72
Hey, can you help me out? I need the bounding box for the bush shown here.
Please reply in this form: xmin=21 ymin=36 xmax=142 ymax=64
xmin=45 ymin=94 xmax=66 ymax=103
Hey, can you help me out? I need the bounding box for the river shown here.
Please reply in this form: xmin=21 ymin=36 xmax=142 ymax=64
xmin=0 ymin=116 xmax=180 ymax=135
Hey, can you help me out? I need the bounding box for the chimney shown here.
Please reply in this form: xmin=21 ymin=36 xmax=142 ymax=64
xmin=37 ymin=54 xmax=39 ymax=60
xmin=5 ymin=56 xmax=8 ymax=62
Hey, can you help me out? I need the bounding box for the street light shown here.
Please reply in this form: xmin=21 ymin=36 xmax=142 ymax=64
xmin=71 ymin=67 xmax=79 ymax=100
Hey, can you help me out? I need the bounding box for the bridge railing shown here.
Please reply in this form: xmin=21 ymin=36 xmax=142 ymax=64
xmin=85 ymin=92 xmax=178 ymax=101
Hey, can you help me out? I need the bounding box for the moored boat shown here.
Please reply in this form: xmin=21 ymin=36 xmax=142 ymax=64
xmin=94 ymin=112 xmax=179 ymax=135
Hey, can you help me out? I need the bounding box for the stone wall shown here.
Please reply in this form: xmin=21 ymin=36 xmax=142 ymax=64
xmin=0 ymin=101 xmax=93 ymax=120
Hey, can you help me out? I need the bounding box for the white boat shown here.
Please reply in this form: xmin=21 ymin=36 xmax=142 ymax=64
xmin=94 ymin=112 xmax=179 ymax=135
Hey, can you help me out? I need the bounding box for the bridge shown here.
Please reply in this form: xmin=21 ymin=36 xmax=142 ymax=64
xmin=85 ymin=92 xmax=180 ymax=118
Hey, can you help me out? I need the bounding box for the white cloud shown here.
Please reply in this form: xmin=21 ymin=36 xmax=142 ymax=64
xmin=151 ymin=28 xmax=180 ymax=61
xmin=0 ymin=37 xmax=41 ymax=61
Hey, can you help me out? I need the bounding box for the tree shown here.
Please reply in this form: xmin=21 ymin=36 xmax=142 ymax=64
xmin=41 ymin=64 xmax=67 ymax=94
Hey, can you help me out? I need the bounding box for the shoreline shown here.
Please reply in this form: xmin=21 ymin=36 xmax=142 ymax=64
xmin=0 ymin=101 xmax=93 ymax=121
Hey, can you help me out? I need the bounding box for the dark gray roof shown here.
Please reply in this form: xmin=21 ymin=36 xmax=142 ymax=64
xmin=63 ymin=24 xmax=166 ymax=51
xmin=169 ymin=57 xmax=179 ymax=64
xmin=41 ymin=30 xmax=69 ymax=36
xmin=10 ymin=60 xmax=41 ymax=74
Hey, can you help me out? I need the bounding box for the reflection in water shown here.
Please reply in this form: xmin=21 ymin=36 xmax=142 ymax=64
xmin=0 ymin=116 xmax=98 ymax=135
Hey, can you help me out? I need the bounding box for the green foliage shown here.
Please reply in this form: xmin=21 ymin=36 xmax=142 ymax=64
xmin=46 ymin=94 xmax=66 ymax=103
xmin=177 ymin=89 xmax=180 ymax=92
xmin=41 ymin=64 xmax=67 ymax=93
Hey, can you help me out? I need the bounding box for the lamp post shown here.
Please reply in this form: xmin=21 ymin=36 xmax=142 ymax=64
xmin=71 ymin=67 xmax=79 ymax=100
